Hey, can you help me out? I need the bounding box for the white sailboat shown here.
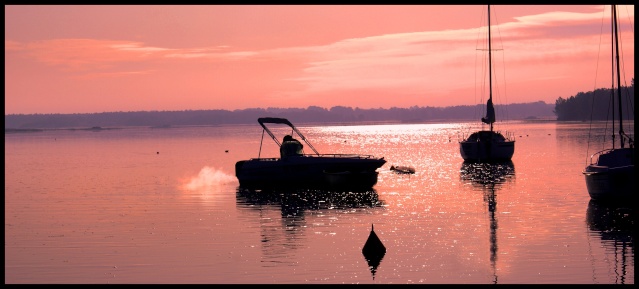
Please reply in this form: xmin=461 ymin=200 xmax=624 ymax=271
xmin=459 ymin=5 xmax=515 ymax=162
xmin=583 ymin=5 xmax=635 ymax=201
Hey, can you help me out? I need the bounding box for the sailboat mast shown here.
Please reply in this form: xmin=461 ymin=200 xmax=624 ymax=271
xmin=613 ymin=5 xmax=625 ymax=149
xmin=488 ymin=5 xmax=493 ymax=132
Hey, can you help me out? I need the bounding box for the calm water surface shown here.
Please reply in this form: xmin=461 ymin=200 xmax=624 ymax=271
xmin=4 ymin=121 xmax=634 ymax=284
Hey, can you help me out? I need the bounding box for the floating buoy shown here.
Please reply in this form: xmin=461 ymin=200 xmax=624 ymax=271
xmin=390 ymin=165 xmax=415 ymax=174
xmin=362 ymin=224 xmax=386 ymax=279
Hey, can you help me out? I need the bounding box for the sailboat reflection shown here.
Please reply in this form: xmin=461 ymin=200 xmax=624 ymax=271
xmin=236 ymin=187 xmax=385 ymax=266
xmin=586 ymin=200 xmax=635 ymax=284
xmin=460 ymin=160 xmax=515 ymax=284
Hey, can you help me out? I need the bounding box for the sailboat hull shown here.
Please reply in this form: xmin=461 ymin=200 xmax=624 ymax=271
xmin=459 ymin=131 xmax=515 ymax=162
xmin=583 ymin=148 xmax=635 ymax=201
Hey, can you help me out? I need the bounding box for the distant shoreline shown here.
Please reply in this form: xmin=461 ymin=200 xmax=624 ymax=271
xmin=4 ymin=119 xmax=570 ymax=134
xmin=5 ymin=126 xmax=123 ymax=133
xmin=4 ymin=102 xmax=559 ymax=130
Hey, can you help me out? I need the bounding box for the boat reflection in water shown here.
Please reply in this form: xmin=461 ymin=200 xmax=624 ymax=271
xmin=236 ymin=187 xmax=384 ymax=217
xmin=236 ymin=187 xmax=385 ymax=270
xmin=460 ymin=160 xmax=515 ymax=284
xmin=586 ymin=199 xmax=635 ymax=284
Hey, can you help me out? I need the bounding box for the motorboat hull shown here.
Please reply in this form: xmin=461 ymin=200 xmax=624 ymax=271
xmin=324 ymin=170 xmax=380 ymax=189
xmin=236 ymin=155 xmax=386 ymax=190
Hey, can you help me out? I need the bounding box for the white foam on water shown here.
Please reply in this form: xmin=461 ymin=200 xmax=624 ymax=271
xmin=183 ymin=166 xmax=237 ymax=191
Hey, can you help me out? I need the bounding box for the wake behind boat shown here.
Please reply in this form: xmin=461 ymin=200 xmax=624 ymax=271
xmin=582 ymin=5 xmax=635 ymax=202
xmin=459 ymin=5 xmax=515 ymax=162
xmin=235 ymin=117 xmax=386 ymax=190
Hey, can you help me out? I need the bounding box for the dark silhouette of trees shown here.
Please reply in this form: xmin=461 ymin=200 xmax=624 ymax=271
xmin=5 ymin=101 xmax=556 ymax=130
xmin=553 ymin=78 xmax=634 ymax=121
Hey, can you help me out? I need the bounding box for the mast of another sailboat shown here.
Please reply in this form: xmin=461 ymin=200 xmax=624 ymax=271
xmin=480 ymin=5 xmax=497 ymax=131
xmin=612 ymin=5 xmax=625 ymax=149
xmin=488 ymin=4 xmax=494 ymax=132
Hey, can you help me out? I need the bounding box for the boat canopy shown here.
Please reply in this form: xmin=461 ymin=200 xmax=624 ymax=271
xmin=257 ymin=117 xmax=320 ymax=155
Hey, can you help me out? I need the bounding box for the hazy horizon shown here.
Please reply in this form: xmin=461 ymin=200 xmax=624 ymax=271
xmin=4 ymin=100 xmax=553 ymax=116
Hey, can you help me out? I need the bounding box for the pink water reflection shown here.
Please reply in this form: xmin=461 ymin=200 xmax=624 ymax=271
xmin=5 ymin=122 xmax=634 ymax=284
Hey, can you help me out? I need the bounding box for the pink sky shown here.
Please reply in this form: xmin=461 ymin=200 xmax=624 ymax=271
xmin=5 ymin=5 xmax=635 ymax=114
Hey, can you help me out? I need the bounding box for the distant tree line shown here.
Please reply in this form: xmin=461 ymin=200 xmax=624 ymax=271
xmin=554 ymin=78 xmax=634 ymax=121
xmin=7 ymin=81 xmax=635 ymax=130
xmin=5 ymin=102 xmax=555 ymax=130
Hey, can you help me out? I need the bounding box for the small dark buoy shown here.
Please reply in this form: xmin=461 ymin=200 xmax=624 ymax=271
xmin=157 ymin=151 xmax=159 ymax=154
xmin=225 ymin=150 xmax=229 ymax=153
xmin=362 ymin=224 xmax=386 ymax=279
xmin=363 ymin=224 xmax=386 ymax=255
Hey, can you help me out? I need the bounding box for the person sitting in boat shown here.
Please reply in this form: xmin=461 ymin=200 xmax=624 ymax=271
xmin=280 ymin=135 xmax=303 ymax=158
